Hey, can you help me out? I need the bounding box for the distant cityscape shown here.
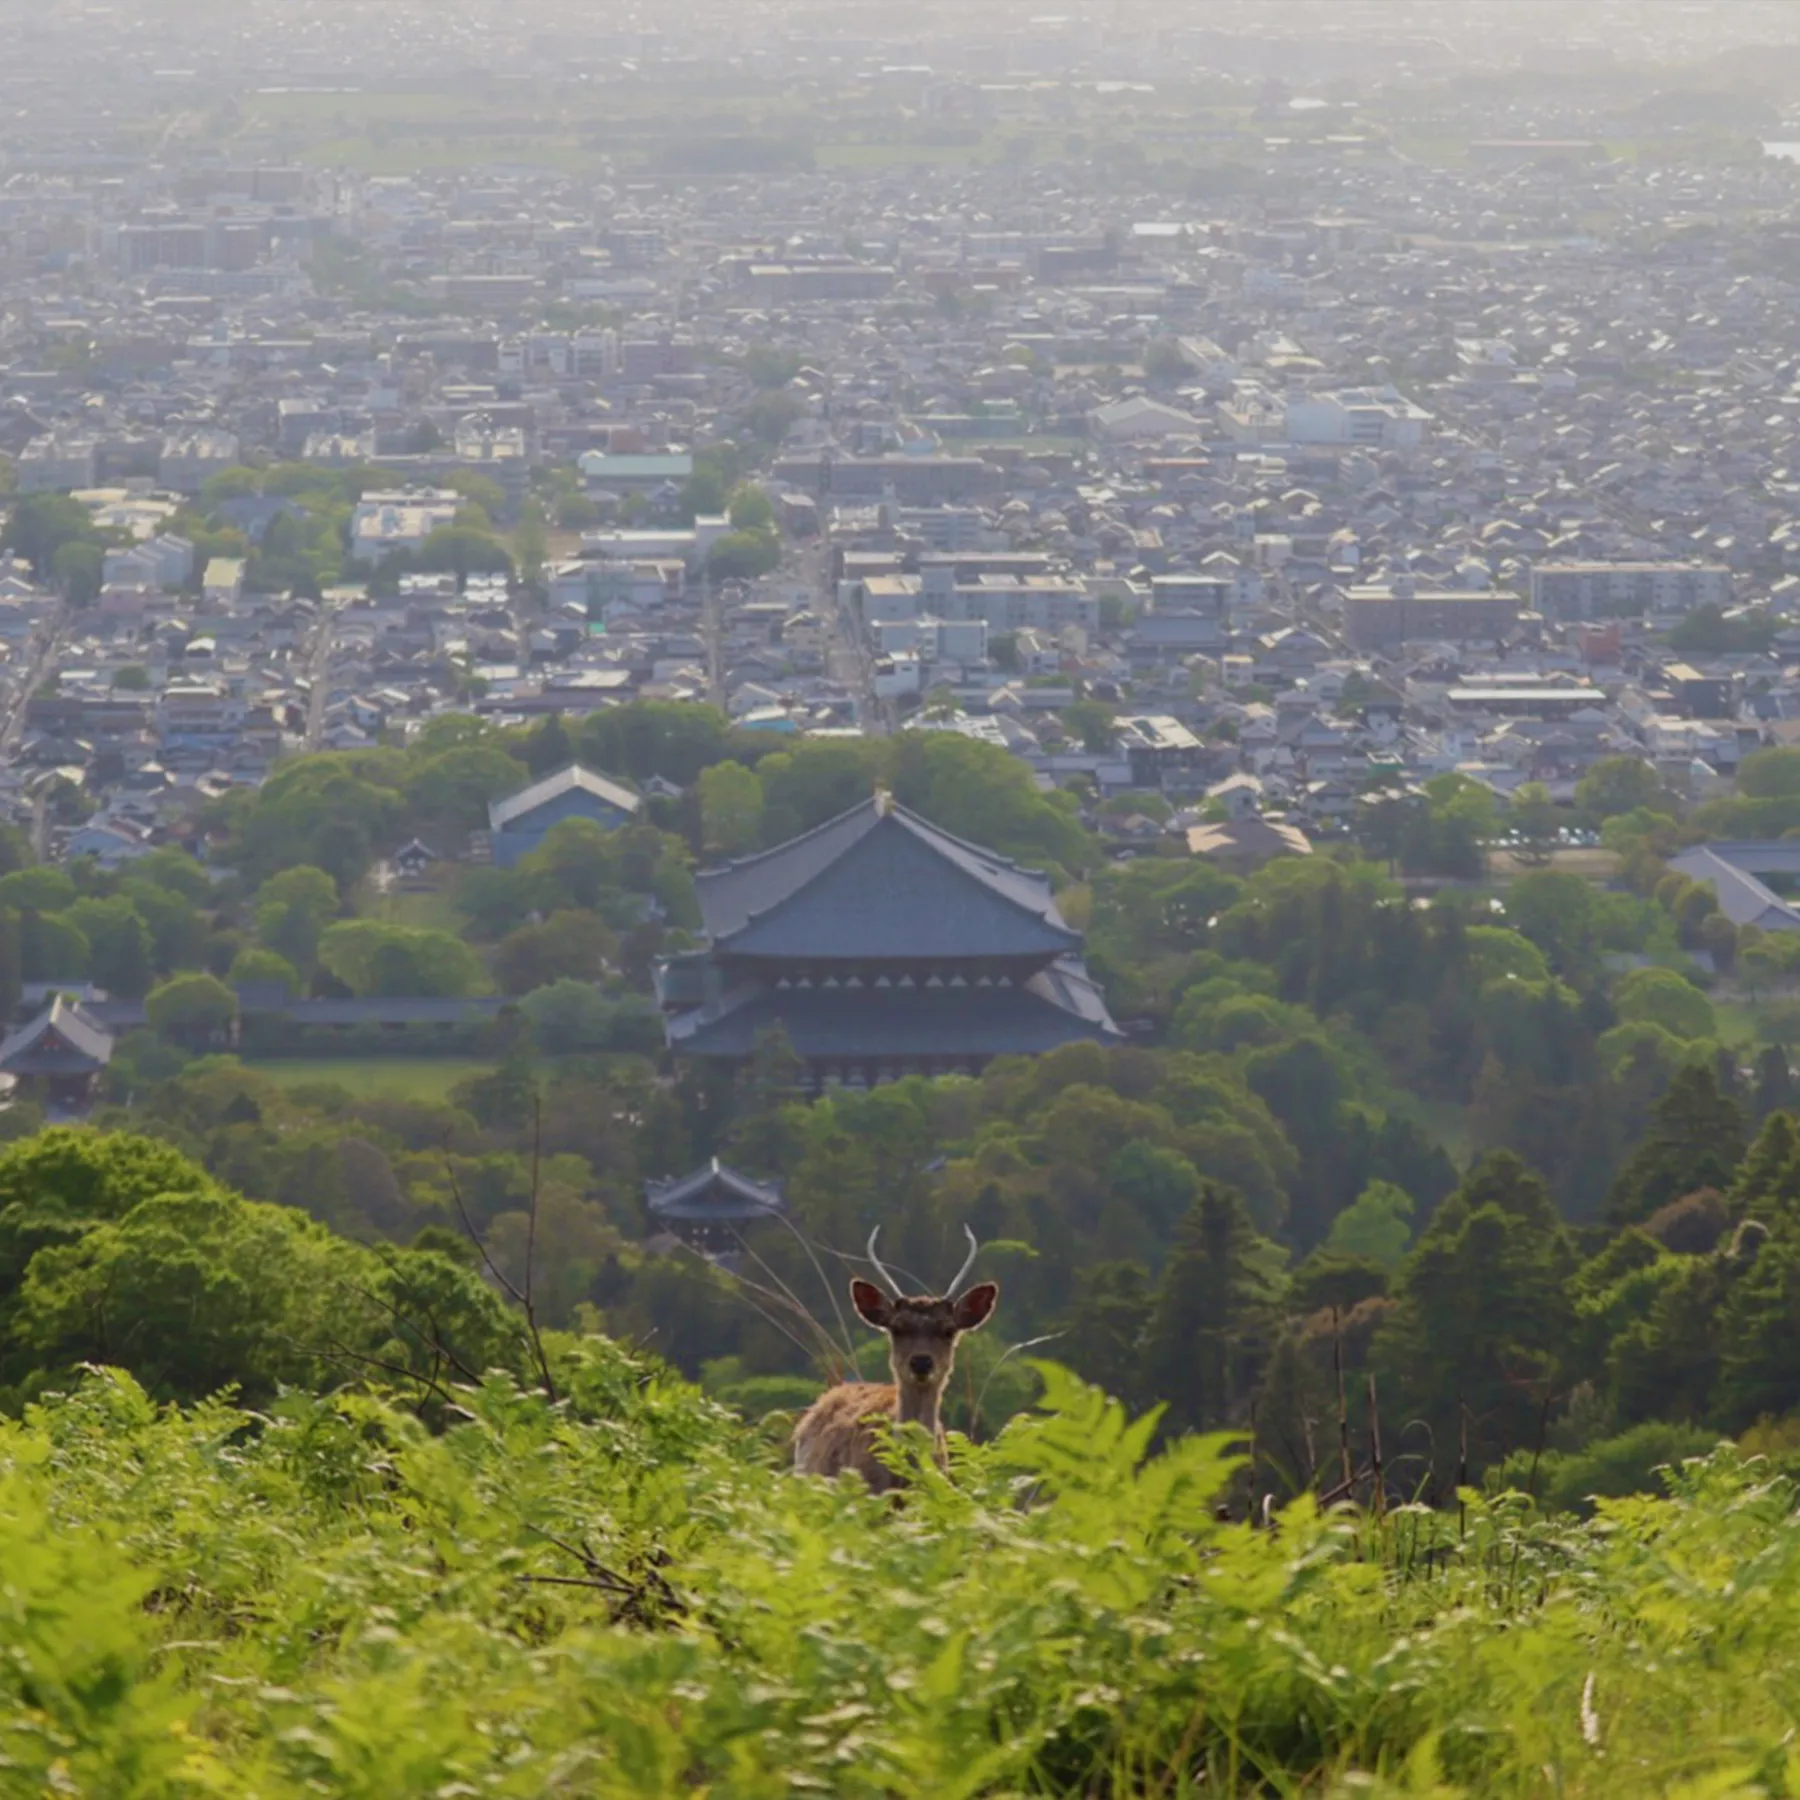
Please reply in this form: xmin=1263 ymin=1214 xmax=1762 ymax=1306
xmin=0 ymin=3 xmax=1797 ymax=1062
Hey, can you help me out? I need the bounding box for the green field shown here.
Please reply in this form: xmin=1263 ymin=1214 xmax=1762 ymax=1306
xmin=244 ymin=1058 xmax=492 ymax=1101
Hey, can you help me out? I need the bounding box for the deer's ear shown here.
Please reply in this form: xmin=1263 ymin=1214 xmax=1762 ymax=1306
xmin=850 ymin=1279 xmax=893 ymax=1328
xmin=952 ymin=1281 xmax=999 ymax=1332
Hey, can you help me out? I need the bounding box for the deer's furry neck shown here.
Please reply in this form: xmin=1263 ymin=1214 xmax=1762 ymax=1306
xmin=892 ymin=1378 xmax=943 ymax=1435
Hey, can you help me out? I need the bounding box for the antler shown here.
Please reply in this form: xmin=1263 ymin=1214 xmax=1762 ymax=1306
xmin=947 ymin=1224 xmax=981 ymax=1298
xmin=865 ymin=1225 xmax=905 ymax=1298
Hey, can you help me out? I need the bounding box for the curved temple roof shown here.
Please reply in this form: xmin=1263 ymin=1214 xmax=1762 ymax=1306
xmin=696 ymin=794 xmax=1081 ymax=961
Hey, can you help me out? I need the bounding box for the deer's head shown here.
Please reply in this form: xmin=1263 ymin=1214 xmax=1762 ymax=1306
xmin=849 ymin=1227 xmax=998 ymax=1399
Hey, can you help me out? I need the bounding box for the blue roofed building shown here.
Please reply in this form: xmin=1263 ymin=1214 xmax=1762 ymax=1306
xmin=1667 ymin=843 xmax=1800 ymax=933
xmin=656 ymin=791 xmax=1120 ymax=1088
xmin=487 ymin=764 xmax=643 ymax=868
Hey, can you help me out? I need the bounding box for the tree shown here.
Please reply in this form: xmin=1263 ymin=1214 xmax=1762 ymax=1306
xmin=0 ymin=1126 xmax=216 ymax=1295
xmin=523 ymin=714 xmax=572 ymax=777
xmin=144 ymin=972 xmax=238 ymax=1046
xmin=1510 ymin=782 xmax=1559 ymax=866
xmin=442 ymin=470 xmax=507 ymax=518
xmin=416 ymin=525 xmax=513 ymax=582
xmin=1608 ymin=1063 xmax=1746 ymax=1225
xmin=677 ymin=464 xmax=730 ymax=522
xmin=2 ymin=493 xmax=98 ymax=576
xmin=727 ymin=484 xmax=776 ymax=533
xmin=1143 ymin=338 xmax=1191 ymax=384
xmin=1104 ymin=1143 xmax=1203 ymax=1245
xmin=1737 ymin=746 xmax=1800 ymax=801
xmin=1324 ymin=1180 xmax=1414 ymax=1267
xmin=1 ymin=867 xmax=70 ymax=916
xmin=10 ymin=1186 xmax=360 ymax=1402
xmin=232 ymin=757 xmax=407 ymax=889
xmin=405 ymin=744 xmax=528 ymax=841
xmin=520 ymin=981 xmax=648 ymax=1055
xmin=522 ymin=818 xmax=621 ymax=912
xmin=1062 ymin=1261 xmax=1154 ymax=1406
xmin=697 ymin=761 xmax=765 ymax=855
xmin=454 ymin=867 xmax=540 ymax=942
xmin=51 ymin=540 xmax=103 ymax=605
xmin=742 ymin=346 xmax=801 ymax=388
xmin=1714 ymin=1224 xmax=1800 ymax=1429
xmin=1060 ymin=699 xmax=1118 ymax=755
xmin=120 ymin=882 xmax=206 ymax=974
xmin=740 ymin=390 xmax=801 ymax=447
xmin=1700 ymin=911 xmax=1739 ymax=972
xmin=318 ymin=921 xmax=486 ymax=998
xmin=65 ymin=898 xmax=153 ymax=998
xmin=513 ymin=500 xmax=548 ymax=586
xmin=575 ymin=700 xmax=736 ymax=785
xmin=1576 ymin=756 xmax=1670 ymax=823
xmin=227 ymin=948 xmax=301 ymax=997
xmin=17 ymin=910 xmax=89 ymax=982
xmin=492 ymin=910 xmax=616 ymax=996
xmin=1613 ymin=966 xmax=1715 ymax=1041
xmin=706 ymin=529 xmax=781 ymax=582
xmin=1753 ymin=1044 xmax=1796 ymax=1122
xmin=1373 ymin=1152 xmax=1574 ymax=1478
xmin=255 ymin=864 xmax=341 ymax=975
xmin=1143 ymin=1183 xmax=1281 ymax=1433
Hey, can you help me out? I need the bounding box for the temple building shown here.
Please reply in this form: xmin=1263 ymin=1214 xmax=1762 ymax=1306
xmin=486 ymin=764 xmax=641 ymax=867
xmin=0 ymin=994 xmax=114 ymax=1112
xmin=644 ymin=1159 xmax=786 ymax=1257
xmin=656 ymin=792 xmax=1120 ymax=1087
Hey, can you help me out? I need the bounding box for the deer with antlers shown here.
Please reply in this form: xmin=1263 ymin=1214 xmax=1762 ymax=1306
xmin=792 ymin=1226 xmax=998 ymax=1494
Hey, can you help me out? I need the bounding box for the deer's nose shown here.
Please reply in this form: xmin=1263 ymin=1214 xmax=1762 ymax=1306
xmin=908 ymin=1354 xmax=935 ymax=1381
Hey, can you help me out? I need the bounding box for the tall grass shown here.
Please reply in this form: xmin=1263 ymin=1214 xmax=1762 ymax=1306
xmin=3 ymin=1351 xmax=1797 ymax=1795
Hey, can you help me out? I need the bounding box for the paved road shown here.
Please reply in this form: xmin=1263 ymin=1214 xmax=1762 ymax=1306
xmin=810 ymin=542 xmax=891 ymax=735
xmin=302 ymin=593 xmax=338 ymax=751
xmin=0 ymin=593 xmax=71 ymax=758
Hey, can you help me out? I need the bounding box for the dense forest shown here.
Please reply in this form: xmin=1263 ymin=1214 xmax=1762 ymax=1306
xmin=10 ymin=714 xmax=1800 ymax=1788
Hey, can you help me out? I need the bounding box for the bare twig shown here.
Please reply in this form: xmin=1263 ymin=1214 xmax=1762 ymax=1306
xmin=729 ymin=1224 xmax=856 ymax=1377
xmin=1367 ymin=1372 xmax=1385 ymax=1524
xmin=813 ymin=1234 xmax=932 ymax=1296
xmin=1523 ymin=1385 xmax=1554 ymax=1506
xmin=673 ymin=1240 xmax=838 ymax=1371
xmin=334 ymin=1274 xmax=483 ymax=1386
xmin=443 ymin=1154 xmax=526 ymax=1304
xmin=524 ymin=1096 xmax=543 ymax=1340
xmin=519 ymin=1097 xmax=558 ymax=1405
xmin=280 ymin=1331 xmax=455 ymax=1407
xmin=442 ymin=1137 xmax=557 ymax=1404
xmin=1458 ymin=1396 xmax=1470 ymax=1543
xmin=1332 ymin=1306 xmax=1354 ymax=1497
xmin=522 ymin=1523 xmax=682 ymax=1623
xmin=764 ymin=1208 xmax=860 ymax=1370
xmin=971 ymin=1331 xmax=1065 ymax=1433
xmin=1248 ymin=1396 xmax=1260 ymax=1526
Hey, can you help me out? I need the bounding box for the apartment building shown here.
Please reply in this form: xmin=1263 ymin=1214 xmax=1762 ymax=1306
xmin=1529 ymin=562 xmax=1733 ymax=620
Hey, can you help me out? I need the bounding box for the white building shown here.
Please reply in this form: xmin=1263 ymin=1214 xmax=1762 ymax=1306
xmin=16 ymin=435 xmax=97 ymax=493
xmin=1530 ymin=562 xmax=1732 ymax=620
xmin=1284 ymin=387 xmax=1432 ymax=452
xmin=350 ymin=490 xmax=462 ymax=563
xmin=157 ymin=429 xmax=241 ymax=493
xmin=104 ymin=535 xmax=194 ymax=591
xmin=1087 ymin=396 xmax=1205 ymax=443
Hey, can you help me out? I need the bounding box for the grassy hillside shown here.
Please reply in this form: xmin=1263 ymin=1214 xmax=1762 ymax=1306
xmin=4 ymin=1352 xmax=1795 ymax=1797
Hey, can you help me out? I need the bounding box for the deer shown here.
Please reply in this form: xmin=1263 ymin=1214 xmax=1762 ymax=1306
xmin=792 ymin=1226 xmax=999 ymax=1494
